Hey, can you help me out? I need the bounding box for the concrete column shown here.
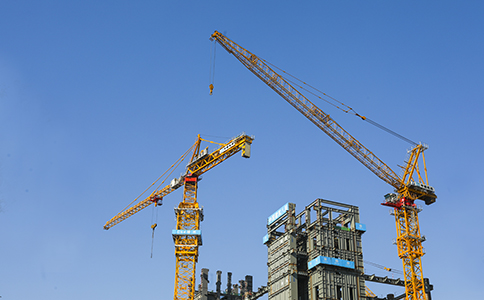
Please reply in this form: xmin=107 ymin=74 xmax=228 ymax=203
xmin=227 ymin=272 xmax=232 ymax=295
xmin=200 ymin=268 xmax=209 ymax=300
xmin=216 ymin=270 xmax=222 ymax=299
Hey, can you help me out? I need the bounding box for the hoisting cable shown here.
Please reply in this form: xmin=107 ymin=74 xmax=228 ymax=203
xmin=363 ymin=118 xmax=417 ymax=145
xmin=264 ymin=59 xmax=358 ymax=115
xmin=149 ymin=142 xmax=196 ymax=258
xmin=262 ymin=58 xmax=417 ymax=146
xmin=209 ymin=40 xmax=216 ymax=95
xmin=114 ymin=141 xmax=197 ymax=217
xmin=199 ymin=133 xmax=231 ymax=141
xmin=150 ymin=222 xmax=157 ymax=258
xmin=150 ymin=205 xmax=159 ymax=258
xmin=153 ymin=141 xmax=197 ymax=191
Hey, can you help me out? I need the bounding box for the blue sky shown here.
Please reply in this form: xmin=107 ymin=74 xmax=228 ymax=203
xmin=1 ymin=1 xmax=483 ymax=299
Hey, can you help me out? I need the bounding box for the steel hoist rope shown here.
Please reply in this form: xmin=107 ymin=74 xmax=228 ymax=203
xmin=263 ymin=58 xmax=417 ymax=145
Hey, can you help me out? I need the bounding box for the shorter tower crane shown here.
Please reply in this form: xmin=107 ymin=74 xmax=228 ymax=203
xmin=104 ymin=133 xmax=254 ymax=300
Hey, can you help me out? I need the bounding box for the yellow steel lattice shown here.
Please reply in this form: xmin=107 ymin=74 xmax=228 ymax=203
xmin=395 ymin=207 xmax=426 ymax=300
xmin=174 ymin=180 xmax=200 ymax=300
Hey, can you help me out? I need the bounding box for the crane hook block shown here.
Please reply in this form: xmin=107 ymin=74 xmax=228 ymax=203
xmin=209 ymin=84 xmax=214 ymax=95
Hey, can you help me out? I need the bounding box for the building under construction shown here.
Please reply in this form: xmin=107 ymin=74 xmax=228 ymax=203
xmin=263 ymin=199 xmax=366 ymax=300
xmin=262 ymin=199 xmax=432 ymax=300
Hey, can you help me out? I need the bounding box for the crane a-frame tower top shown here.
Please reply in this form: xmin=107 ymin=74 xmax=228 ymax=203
xmin=210 ymin=30 xmax=436 ymax=300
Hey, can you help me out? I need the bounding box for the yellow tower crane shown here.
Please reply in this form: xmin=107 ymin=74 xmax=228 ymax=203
xmin=104 ymin=133 xmax=254 ymax=300
xmin=210 ymin=30 xmax=436 ymax=300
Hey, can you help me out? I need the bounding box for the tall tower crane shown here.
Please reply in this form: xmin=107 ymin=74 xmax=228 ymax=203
xmin=104 ymin=133 xmax=254 ymax=300
xmin=210 ymin=31 xmax=436 ymax=300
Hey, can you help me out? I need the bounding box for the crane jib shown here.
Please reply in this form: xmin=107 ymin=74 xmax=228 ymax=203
xmin=213 ymin=32 xmax=401 ymax=188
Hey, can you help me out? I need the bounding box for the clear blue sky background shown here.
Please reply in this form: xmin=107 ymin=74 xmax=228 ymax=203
xmin=1 ymin=1 xmax=483 ymax=299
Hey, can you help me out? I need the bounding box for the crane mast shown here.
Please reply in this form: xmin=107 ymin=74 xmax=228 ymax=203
xmin=105 ymin=133 xmax=254 ymax=300
xmin=210 ymin=30 xmax=436 ymax=300
xmin=173 ymin=133 xmax=253 ymax=300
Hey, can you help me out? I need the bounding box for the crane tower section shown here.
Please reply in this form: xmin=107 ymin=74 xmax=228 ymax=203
xmin=173 ymin=133 xmax=253 ymax=300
